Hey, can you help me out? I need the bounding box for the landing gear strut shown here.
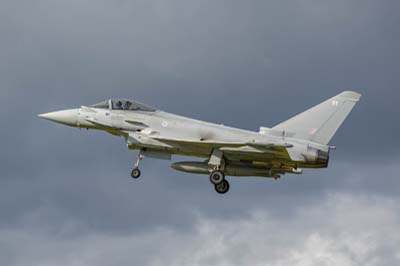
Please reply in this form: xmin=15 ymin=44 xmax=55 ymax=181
xmin=131 ymin=151 xmax=144 ymax=179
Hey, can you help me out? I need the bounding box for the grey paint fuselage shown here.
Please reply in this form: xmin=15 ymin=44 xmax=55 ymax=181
xmin=39 ymin=91 xmax=361 ymax=180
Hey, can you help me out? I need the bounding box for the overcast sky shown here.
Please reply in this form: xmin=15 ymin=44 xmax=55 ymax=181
xmin=1 ymin=0 xmax=399 ymax=265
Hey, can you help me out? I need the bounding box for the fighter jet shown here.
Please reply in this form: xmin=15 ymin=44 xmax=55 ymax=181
xmin=39 ymin=91 xmax=361 ymax=194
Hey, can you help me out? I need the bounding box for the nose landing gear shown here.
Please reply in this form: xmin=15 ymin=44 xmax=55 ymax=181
xmin=131 ymin=151 xmax=144 ymax=179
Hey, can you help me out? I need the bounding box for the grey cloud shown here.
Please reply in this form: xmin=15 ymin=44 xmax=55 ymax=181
xmin=1 ymin=193 xmax=399 ymax=266
xmin=1 ymin=156 xmax=398 ymax=235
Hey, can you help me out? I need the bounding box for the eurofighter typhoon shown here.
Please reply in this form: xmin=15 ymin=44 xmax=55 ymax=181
xmin=39 ymin=91 xmax=361 ymax=194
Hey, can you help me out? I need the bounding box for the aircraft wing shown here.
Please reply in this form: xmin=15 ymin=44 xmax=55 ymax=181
xmin=151 ymin=136 xmax=291 ymax=149
xmin=150 ymin=136 xmax=293 ymax=162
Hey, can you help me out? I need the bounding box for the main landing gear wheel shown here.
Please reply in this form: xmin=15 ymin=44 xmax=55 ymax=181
xmin=209 ymin=170 xmax=225 ymax=185
xmin=214 ymin=179 xmax=230 ymax=194
xmin=131 ymin=168 xmax=141 ymax=179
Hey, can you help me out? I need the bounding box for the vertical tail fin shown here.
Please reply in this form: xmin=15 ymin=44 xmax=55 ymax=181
xmin=273 ymin=91 xmax=361 ymax=144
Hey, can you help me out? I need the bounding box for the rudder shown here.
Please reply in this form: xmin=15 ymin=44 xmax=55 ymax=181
xmin=273 ymin=91 xmax=361 ymax=144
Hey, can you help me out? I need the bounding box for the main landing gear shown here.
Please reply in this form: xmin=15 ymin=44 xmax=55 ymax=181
xmin=130 ymin=151 xmax=143 ymax=179
xmin=209 ymin=170 xmax=230 ymax=194
xmin=208 ymin=149 xmax=230 ymax=194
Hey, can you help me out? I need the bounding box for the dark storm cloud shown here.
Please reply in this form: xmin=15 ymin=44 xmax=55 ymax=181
xmin=1 ymin=0 xmax=399 ymax=157
xmin=0 ymin=0 xmax=399 ymax=265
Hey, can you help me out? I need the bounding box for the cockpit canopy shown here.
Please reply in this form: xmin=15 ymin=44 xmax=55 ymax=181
xmin=90 ymin=99 xmax=157 ymax=112
xmin=90 ymin=100 xmax=109 ymax=109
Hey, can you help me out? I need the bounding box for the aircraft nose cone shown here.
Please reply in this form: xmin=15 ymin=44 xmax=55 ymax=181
xmin=38 ymin=109 xmax=79 ymax=127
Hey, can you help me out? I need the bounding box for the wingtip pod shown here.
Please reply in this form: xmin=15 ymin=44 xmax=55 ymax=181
xmin=337 ymin=91 xmax=362 ymax=102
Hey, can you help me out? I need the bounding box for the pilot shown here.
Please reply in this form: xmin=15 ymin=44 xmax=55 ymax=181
xmin=124 ymin=101 xmax=132 ymax=110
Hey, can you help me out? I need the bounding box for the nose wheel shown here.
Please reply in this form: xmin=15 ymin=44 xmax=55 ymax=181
xmin=131 ymin=168 xmax=141 ymax=179
xmin=130 ymin=151 xmax=144 ymax=179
